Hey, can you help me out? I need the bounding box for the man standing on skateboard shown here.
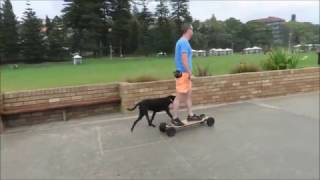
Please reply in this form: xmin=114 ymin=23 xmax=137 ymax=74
xmin=172 ymin=24 xmax=201 ymax=126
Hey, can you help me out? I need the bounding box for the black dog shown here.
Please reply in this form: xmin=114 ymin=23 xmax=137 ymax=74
xmin=128 ymin=95 xmax=175 ymax=132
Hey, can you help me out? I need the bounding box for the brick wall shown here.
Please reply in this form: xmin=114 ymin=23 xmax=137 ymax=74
xmin=0 ymin=67 xmax=319 ymax=131
xmin=120 ymin=67 xmax=319 ymax=111
xmin=1 ymin=83 xmax=120 ymax=129
xmin=2 ymin=83 xmax=119 ymax=112
xmin=3 ymin=102 xmax=119 ymax=128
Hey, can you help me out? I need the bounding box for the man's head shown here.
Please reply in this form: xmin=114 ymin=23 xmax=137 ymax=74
xmin=181 ymin=24 xmax=193 ymax=40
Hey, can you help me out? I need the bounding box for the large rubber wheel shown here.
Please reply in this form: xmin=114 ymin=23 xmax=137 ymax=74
xmin=166 ymin=127 xmax=176 ymax=137
xmin=206 ymin=117 xmax=215 ymax=127
xmin=159 ymin=122 xmax=167 ymax=133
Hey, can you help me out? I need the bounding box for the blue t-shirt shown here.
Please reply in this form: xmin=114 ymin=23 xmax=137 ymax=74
xmin=175 ymin=37 xmax=192 ymax=72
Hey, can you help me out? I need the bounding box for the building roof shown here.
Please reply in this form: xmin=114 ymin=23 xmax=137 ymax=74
xmin=250 ymin=16 xmax=285 ymax=23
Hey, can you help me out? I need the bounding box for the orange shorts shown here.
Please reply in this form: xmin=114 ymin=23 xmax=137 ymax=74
xmin=176 ymin=72 xmax=192 ymax=93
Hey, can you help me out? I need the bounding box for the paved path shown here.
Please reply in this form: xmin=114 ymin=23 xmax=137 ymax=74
xmin=1 ymin=92 xmax=319 ymax=179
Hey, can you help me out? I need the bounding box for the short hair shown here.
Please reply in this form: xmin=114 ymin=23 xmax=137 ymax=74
xmin=181 ymin=24 xmax=193 ymax=35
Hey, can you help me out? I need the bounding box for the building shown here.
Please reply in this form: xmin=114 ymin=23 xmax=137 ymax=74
xmin=209 ymin=48 xmax=233 ymax=56
xmin=242 ymin=46 xmax=263 ymax=54
xmin=250 ymin=16 xmax=286 ymax=44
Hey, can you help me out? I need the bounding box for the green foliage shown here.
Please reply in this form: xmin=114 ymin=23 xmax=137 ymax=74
xmin=262 ymin=48 xmax=300 ymax=70
xmin=135 ymin=0 xmax=154 ymax=55
xmin=20 ymin=4 xmax=46 ymax=63
xmin=62 ymin=0 xmax=107 ymax=55
xmin=1 ymin=0 xmax=319 ymax=64
xmin=285 ymin=21 xmax=319 ymax=45
xmin=0 ymin=3 xmax=4 ymax=62
xmin=111 ymin=0 xmax=132 ymax=56
xmin=170 ymin=0 xmax=193 ymax=38
xmin=1 ymin=0 xmax=19 ymax=62
xmin=242 ymin=21 xmax=272 ymax=49
xmin=230 ymin=63 xmax=260 ymax=74
xmin=194 ymin=64 xmax=212 ymax=77
xmin=46 ymin=16 xmax=68 ymax=61
xmin=154 ymin=0 xmax=174 ymax=54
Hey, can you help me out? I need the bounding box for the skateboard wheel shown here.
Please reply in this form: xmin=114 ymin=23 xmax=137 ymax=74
xmin=166 ymin=127 xmax=176 ymax=137
xmin=159 ymin=122 xmax=167 ymax=133
xmin=206 ymin=117 xmax=215 ymax=127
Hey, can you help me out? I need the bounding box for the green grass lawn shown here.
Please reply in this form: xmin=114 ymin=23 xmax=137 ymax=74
xmin=1 ymin=52 xmax=318 ymax=92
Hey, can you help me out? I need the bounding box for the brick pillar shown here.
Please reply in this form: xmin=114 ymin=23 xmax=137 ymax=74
xmin=119 ymin=82 xmax=130 ymax=113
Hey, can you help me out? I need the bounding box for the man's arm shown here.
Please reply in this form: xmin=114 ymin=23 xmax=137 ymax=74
xmin=182 ymin=52 xmax=192 ymax=78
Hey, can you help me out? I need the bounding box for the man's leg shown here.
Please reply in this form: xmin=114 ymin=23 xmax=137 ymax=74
xmin=186 ymin=90 xmax=193 ymax=116
xmin=173 ymin=93 xmax=182 ymax=119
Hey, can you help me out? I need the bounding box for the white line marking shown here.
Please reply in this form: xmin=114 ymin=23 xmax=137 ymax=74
xmin=103 ymin=140 xmax=164 ymax=153
xmin=95 ymin=127 xmax=104 ymax=156
xmin=250 ymin=102 xmax=280 ymax=110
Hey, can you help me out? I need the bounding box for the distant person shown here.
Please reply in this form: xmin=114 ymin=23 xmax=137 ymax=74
xmin=171 ymin=24 xmax=201 ymax=126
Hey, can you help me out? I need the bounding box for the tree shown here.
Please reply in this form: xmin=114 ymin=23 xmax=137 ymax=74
xmin=155 ymin=0 xmax=174 ymax=53
xmin=110 ymin=0 xmax=132 ymax=56
xmin=224 ymin=18 xmax=245 ymax=51
xmin=170 ymin=0 xmax=192 ymax=39
xmin=45 ymin=15 xmax=52 ymax=36
xmin=242 ymin=21 xmax=272 ymax=49
xmin=46 ymin=16 xmax=67 ymax=61
xmin=62 ymin=0 xmax=106 ymax=55
xmin=1 ymin=0 xmax=19 ymax=63
xmin=284 ymin=21 xmax=319 ymax=45
xmin=0 ymin=2 xmax=4 ymax=62
xmin=127 ymin=17 xmax=140 ymax=53
xmin=20 ymin=1 xmax=46 ymax=63
xmin=136 ymin=0 xmax=154 ymax=55
xmin=191 ymin=20 xmax=208 ymax=50
xmin=202 ymin=15 xmax=230 ymax=49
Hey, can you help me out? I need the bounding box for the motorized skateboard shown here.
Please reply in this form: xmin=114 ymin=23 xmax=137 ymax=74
xmin=159 ymin=114 xmax=215 ymax=137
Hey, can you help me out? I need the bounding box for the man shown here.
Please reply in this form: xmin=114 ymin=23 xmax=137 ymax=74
xmin=172 ymin=24 xmax=201 ymax=126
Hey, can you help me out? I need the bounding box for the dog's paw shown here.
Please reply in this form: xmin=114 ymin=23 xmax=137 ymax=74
xmin=151 ymin=124 xmax=156 ymax=128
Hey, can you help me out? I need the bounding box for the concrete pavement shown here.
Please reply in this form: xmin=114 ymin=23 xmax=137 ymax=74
xmin=1 ymin=92 xmax=319 ymax=179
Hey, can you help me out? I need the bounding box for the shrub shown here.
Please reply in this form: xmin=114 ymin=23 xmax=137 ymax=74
xmin=262 ymin=48 xmax=300 ymax=70
xmin=194 ymin=64 xmax=212 ymax=77
xmin=230 ymin=63 xmax=260 ymax=74
xmin=126 ymin=75 xmax=159 ymax=83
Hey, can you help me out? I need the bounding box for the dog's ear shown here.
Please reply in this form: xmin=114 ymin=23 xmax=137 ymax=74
xmin=168 ymin=95 xmax=175 ymax=101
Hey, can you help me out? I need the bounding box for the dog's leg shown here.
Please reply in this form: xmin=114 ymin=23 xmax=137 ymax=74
xmin=165 ymin=109 xmax=174 ymax=120
xmin=150 ymin=111 xmax=156 ymax=123
xmin=131 ymin=111 xmax=144 ymax=132
xmin=145 ymin=111 xmax=156 ymax=128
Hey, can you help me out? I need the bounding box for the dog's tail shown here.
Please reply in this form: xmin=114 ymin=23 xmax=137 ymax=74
xmin=127 ymin=103 xmax=139 ymax=111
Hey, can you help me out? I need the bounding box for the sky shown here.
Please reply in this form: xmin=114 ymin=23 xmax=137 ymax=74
xmin=7 ymin=0 xmax=320 ymax=24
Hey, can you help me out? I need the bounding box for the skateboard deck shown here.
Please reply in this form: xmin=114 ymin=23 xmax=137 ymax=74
xmin=167 ymin=115 xmax=209 ymax=128
xmin=168 ymin=117 xmax=208 ymax=128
